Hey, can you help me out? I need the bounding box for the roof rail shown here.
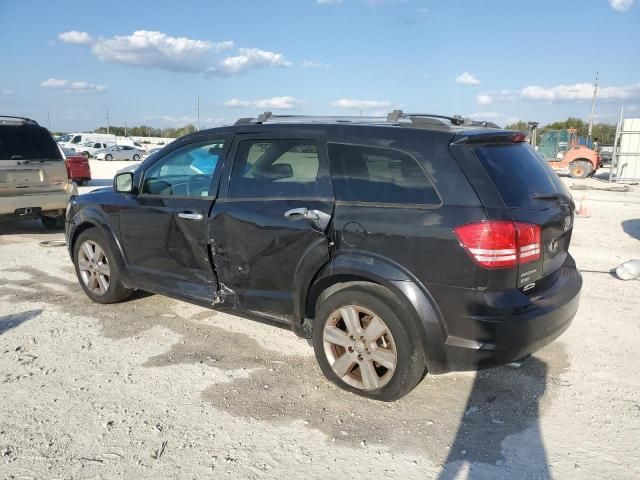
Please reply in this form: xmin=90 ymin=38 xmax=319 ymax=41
xmin=234 ymin=111 xmax=500 ymax=129
xmin=0 ymin=115 xmax=39 ymax=125
xmin=234 ymin=113 xmax=388 ymax=126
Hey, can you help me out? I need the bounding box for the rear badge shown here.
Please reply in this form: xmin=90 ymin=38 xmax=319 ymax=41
xmin=563 ymin=215 xmax=572 ymax=232
xmin=522 ymin=282 xmax=536 ymax=292
xmin=548 ymin=237 xmax=559 ymax=253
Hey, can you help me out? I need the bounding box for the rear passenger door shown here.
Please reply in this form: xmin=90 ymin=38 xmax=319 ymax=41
xmin=211 ymin=134 xmax=334 ymax=320
xmin=327 ymin=142 xmax=446 ymax=284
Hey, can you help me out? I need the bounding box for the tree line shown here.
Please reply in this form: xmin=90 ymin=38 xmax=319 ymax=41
xmin=93 ymin=124 xmax=197 ymax=138
xmin=505 ymin=118 xmax=617 ymax=144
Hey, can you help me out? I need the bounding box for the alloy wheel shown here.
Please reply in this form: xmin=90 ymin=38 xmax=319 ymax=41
xmin=77 ymin=240 xmax=111 ymax=296
xmin=322 ymin=305 xmax=397 ymax=391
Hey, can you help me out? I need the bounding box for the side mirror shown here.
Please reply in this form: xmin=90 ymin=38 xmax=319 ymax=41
xmin=114 ymin=172 xmax=134 ymax=193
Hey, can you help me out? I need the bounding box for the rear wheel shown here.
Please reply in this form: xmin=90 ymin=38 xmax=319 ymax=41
xmin=76 ymin=179 xmax=84 ymax=186
xmin=73 ymin=229 xmax=133 ymax=303
xmin=312 ymin=284 xmax=426 ymax=401
xmin=569 ymin=160 xmax=592 ymax=179
xmin=132 ymin=154 xmax=140 ymax=161
xmin=82 ymin=151 xmax=90 ymax=159
xmin=105 ymin=154 xmax=113 ymax=161
xmin=41 ymin=215 xmax=64 ymax=230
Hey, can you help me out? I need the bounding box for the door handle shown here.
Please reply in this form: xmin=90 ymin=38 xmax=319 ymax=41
xmin=284 ymin=207 xmax=316 ymax=220
xmin=177 ymin=212 xmax=203 ymax=221
xmin=284 ymin=207 xmax=331 ymax=231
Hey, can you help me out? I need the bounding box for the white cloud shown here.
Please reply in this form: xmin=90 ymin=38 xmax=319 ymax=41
xmin=609 ymin=0 xmax=634 ymax=11
xmin=302 ymin=60 xmax=331 ymax=69
xmin=456 ymin=72 xmax=480 ymax=85
xmin=331 ymin=98 xmax=391 ymax=109
xmin=58 ymin=30 xmax=291 ymax=77
xmin=476 ymin=89 xmax=515 ymax=105
xmin=91 ymin=30 xmax=233 ymax=72
xmin=1 ymin=89 xmax=14 ymax=95
xmin=58 ymin=30 xmax=93 ymax=45
xmin=521 ymin=82 xmax=640 ymax=102
xmin=225 ymin=96 xmax=305 ymax=109
xmin=207 ymin=48 xmax=291 ymax=76
xmin=40 ymin=78 xmax=108 ymax=93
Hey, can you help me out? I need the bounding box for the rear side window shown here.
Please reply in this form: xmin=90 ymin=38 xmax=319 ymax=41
xmin=0 ymin=126 xmax=62 ymax=160
xmin=229 ymin=139 xmax=332 ymax=199
xmin=328 ymin=143 xmax=440 ymax=205
xmin=473 ymin=143 xmax=569 ymax=207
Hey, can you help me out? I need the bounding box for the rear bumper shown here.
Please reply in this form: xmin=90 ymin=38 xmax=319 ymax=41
xmin=428 ymin=256 xmax=581 ymax=373
xmin=0 ymin=184 xmax=76 ymax=216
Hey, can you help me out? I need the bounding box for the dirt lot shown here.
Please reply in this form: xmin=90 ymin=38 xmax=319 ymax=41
xmin=1 ymin=168 xmax=639 ymax=479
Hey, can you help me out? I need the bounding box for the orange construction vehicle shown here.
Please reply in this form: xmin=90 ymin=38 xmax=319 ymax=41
xmin=535 ymin=127 xmax=601 ymax=179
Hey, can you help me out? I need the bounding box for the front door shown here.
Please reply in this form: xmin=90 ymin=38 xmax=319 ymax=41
xmin=118 ymin=137 xmax=228 ymax=302
xmin=211 ymin=135 xmax=334 ymax=321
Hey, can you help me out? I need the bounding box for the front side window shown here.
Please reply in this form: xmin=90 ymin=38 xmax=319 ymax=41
xmin=142 ymin=139 xmax=226 ymax=197
xmin=328 ymin=143 xmax=440 ymax=205
xmin=71 ymin=135 xmax=81 ymax=144
xmin=228 ymin=139 xmax=331 ymax=199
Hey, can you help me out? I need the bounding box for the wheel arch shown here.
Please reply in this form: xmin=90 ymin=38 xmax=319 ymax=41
xmin=68 ymin=209 xmax=129 ymax=282
xmin=302 ymin=252 xmax=450 ymax=373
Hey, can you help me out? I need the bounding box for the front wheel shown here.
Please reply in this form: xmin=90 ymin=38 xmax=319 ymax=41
xmin=132 ymin=154 xmax=140 ymax=161
xmin=569 ymin=160 xmax=592 ymax=179
xmin=105 ymin=154 xmax=113 ymax=161
xmin=312 ymin=284 xmax=426 ymax=401
xmin=73 ymin=229 xmax=133 ymax=303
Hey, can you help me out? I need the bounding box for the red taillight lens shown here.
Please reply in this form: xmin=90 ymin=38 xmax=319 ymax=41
xmin=515 ymin=222 xmax=541 ymax=264
xmin=511 ymin=133 xmax=528 ymax=143
xmin=454 ymin=221 xmax=541 ymax=269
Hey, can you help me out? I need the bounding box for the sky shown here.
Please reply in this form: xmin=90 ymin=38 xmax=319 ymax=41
xmin=0 ymin=0 xmax=639 ymax=132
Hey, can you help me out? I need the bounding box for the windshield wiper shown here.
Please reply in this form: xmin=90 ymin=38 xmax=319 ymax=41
xmin=531 ymin=193 xmax=574 ymax=205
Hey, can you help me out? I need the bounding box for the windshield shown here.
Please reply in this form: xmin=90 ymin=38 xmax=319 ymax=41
xmin=59 ymin=134 xmax=73 ymax=143
xmin=473 ymin=142 xmax=570 ymax=208
xmin=0 ymin=125 xmax=63 ymax=160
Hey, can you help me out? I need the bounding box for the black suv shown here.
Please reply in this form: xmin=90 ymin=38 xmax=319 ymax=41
xmin=65 ymin=112 xmax=581 ymax=401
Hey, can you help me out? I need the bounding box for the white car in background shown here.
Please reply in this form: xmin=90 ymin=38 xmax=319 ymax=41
xmin=73 ymin=141 xmax=115 ymax=158
xmin=94 ymin=145 xmax=144 ymax=161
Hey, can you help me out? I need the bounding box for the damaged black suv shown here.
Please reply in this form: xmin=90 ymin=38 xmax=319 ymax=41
xmin=66 ymin=112 xmax=582 ymax=401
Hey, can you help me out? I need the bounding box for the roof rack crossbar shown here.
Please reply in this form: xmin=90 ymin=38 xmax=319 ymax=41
xmin=233 ymin=111 xmax=500 ymax=129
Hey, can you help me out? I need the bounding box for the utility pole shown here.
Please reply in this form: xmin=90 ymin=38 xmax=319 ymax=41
xmin=124 ymin=120 xmax=127 ymax=137
xmin=105 ymin=106 xmax=111 ymax=135
xmin=196 ymin=97 xmax=201 ymax=131
xmin=46 ymin=110 xmax=51 ymax=131
xmin=588 ymin=71 xmax=599 ymax=143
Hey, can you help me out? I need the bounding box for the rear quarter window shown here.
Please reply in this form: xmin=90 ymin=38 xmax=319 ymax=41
xmin=327 ymin=143 xmax=440 ymax=205
xmin=0 ymin=126 xmax=62 ymax=160
xmin=473 ymin=143 xmax=569 ymax=208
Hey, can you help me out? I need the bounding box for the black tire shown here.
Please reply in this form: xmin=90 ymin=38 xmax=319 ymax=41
xmin=82 ymin=151 xmax=90 ymax=159
xmin=76 ymin=179 xmax=84 ymax=186
xmin=41 ymin=215 xmax=64 ymax=230
xmin=569 ymin=160 xmax=592 ymax=179
xmin=132 ymin=154 xmax=140 ymax=161
xmin=312 ymin=284 xmax=426 ymax=401
xmin=105 ymin=154 xmax=113 ymax=161
xmin=72 ymin=228 xmax=134 ymax=304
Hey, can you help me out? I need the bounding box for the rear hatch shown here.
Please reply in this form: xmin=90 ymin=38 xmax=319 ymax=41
xmin=460 ymin=139 xmax=574 ymax=289
xmin=0 ymin=122 xmax=68 ymax=197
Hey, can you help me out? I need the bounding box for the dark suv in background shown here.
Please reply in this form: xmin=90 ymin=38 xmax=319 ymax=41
xmin=65 ymin=112 xmax=581 ymax=401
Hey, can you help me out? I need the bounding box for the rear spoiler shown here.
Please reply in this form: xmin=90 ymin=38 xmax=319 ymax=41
xmin=452 ymin=130 xmax=529 ymax=145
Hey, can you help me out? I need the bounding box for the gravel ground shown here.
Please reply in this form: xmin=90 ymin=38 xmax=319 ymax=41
xmin=1 ymin=168 xmax=639 ymax=479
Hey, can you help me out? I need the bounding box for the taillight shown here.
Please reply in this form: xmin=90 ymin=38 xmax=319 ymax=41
xmin=511 ymin=133 xmax=528 ymax=143
xmin=454 ymin=221 xmax=541 ymax=269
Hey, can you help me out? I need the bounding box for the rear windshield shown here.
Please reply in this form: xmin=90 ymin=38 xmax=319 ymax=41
xmin=473 ymin=143 xmax=569 ymax=207
xmin=0 ymin=125 xmax=62 ymax=160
